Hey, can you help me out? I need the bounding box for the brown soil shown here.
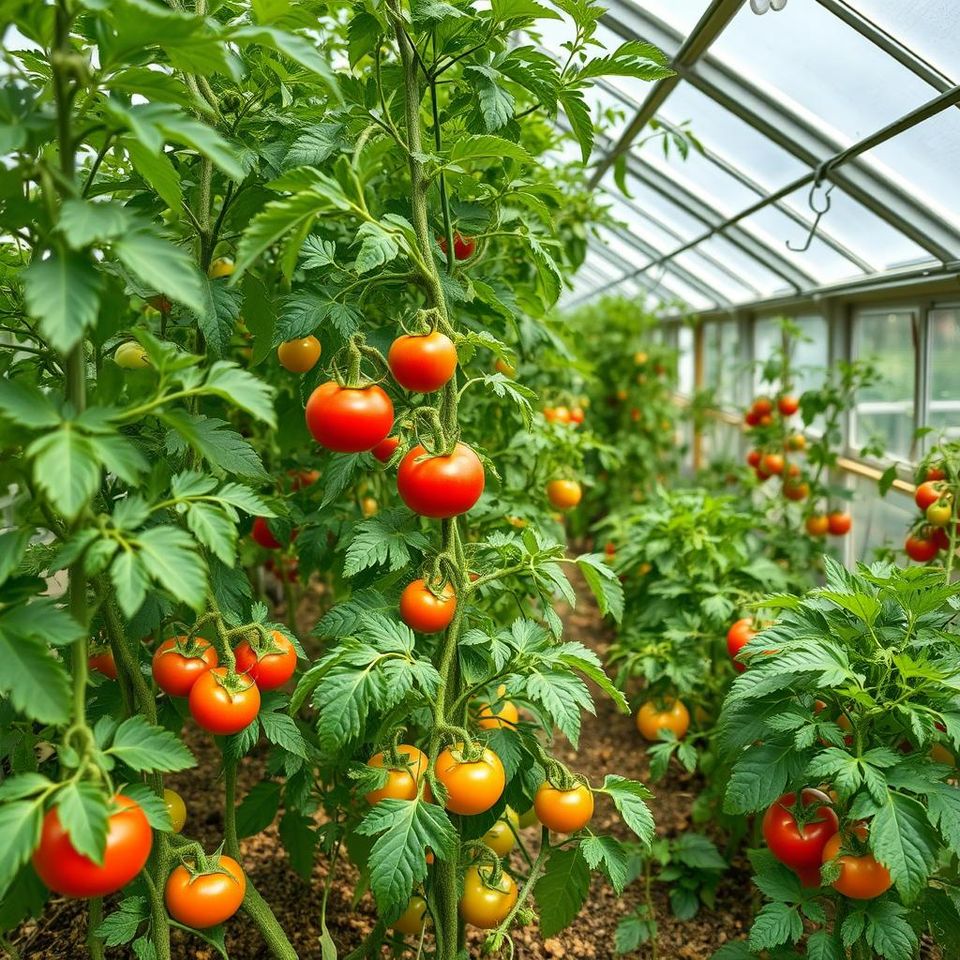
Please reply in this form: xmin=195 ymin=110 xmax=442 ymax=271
xmin=14 ymin=573 xmax=754 ymax=960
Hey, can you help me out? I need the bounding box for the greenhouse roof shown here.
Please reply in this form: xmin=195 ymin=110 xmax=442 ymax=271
xmin=553 ymin=0 xmax=960 ymax=315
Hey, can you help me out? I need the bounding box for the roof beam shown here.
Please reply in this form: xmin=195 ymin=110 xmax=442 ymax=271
xmin=589 ymin=0 xmax=746 ymax=188
xmin=601 ymin=5 xmax=960 ymax=262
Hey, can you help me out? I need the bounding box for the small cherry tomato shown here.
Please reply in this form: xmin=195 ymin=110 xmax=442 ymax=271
xmin=361 ymin=496 xmax=378 ymax=517
xmin=434 ymin=744 xmax=505 ymax=816
xmin=806 ymin=514 xmax=830 ymax=537
xmin=250 ymin=517 xmax=285 ymax=550
xmin=89 ymin=650 xmax=118 ymax=680
xmin=234 ymin=630 xmax=297 ymax=690
xmin=783 ymin=480 xmax=809 ymax=501
xmin=365 ymin=745 xmax=429 ymax=805
xmin=822 ymin=831 xmax=892 ymax=899
xmin=746 ymin=450 xmax=762 ymax=468
xmin=762 ymin=453 xmax=784 ymax=476
xmin=778 ymin=395 xmax=799 ymax=416
xmin=905 ymin=530 xmax=940 ymax=562
xmin=827 ymin=512 xmax=852 ymax=536
xmin=399 ymin=579 xmax=456 ymax=633
xmin=546 ymin=479 xmax=582 ymax=510
xmin=114 ymin=341 xmax=150 ymax=369
xmin=477 ymin=700 xmax=519 ymax=730
xmin=289 ymin=469 xmax=320 ymax=491
xmin=391 ymin=894 xmax=428 ymax=935
xmin=165 ymin=855 xmax=246 ymax=928
xmin=786 ymin=433 xmax=806 ymax=451
xmin=534 ymin=782 xmax=594 ymax=834
xmin=439 ymin=232 xmax=476 ymax=260
xmin=277 ymin=336 xmax=321 ymax=373
xmin=482 ymin=808 xmax=519 ymax=857
xmin=916 ymin=480 xmax=945 ymax=511
xmin=33 ymin=794 xmax=152 ymax=898
xmin=388 ymin=331 xmax=458 ymax=393
xmin=152 ymin=637 xmax=218 ymax=698
xmin=636 ymin=699 xmax=690 ymax=741
xmin=306 ymin=381 xmax=394 ymax=453
xmin=188 ymin=668 xmax=261 ymax=735
xmin=164 ymin=789 xmax=187 ymax=833
xmin=397 ymin=443 xmax=485 ymax=518
xmin=925 ymin=465 xmax=946 ymax=481
xmin=752 ymin=396 xmax=773 ymax=416
xmin=494 ymin=358 xmax=515 ymax=377
xmin=372 ymin=436 xmax=400 ymax=463
xmin=726 ymin=618 xmax=757 ymax=673
xmin=459 ymin=865 xmax=517 ymax=928
xmin=926 ymin=501 xmax=953 ymax=527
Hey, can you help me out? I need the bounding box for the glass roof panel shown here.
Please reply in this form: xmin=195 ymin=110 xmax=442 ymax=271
xmin=615 ymin=0 xmax=708 ymax=36
xmin=846 ymin=0 xmax=959 ymax=81
xmin=602 ymin=193 xmax=678 ymax=253
xmin=711 ymin=3 xmax=940 ymax=146
xmin=779 ymin=184 xmax=931 ymax=269
xmin=594 ymin=16 xmax=683 ymax=59
xmin=599 ymin=170 xmax=708 ymax=239
xmin=693 ymin=235 xmax=789 ymax=297
xmin=861 ymin=108 xmax=960 ymax=227
xmin=641 ymin=149 xmax=760 ymax=218
xmin=671 ymin=250 xmax=755 ymax=303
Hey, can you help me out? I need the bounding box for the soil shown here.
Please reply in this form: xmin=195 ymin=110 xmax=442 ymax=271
xmin=14 ymin=572 xmax=757 ymax=960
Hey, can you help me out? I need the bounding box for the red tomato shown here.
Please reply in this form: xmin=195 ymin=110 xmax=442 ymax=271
xmin=783 ymin=480 xmax=809 ymax=501
xmin=778 ymin=395 xmax=799 ymax=416
xmin=752 ymin=397 xmax=773 ymax=416
xmin=925 ymin=465 xmax=946 ymax=481
xmin=305 ymin=381 xmax=394 ymax=453
xmin=762 ymin=789 xmax=838 ymax=873
xmin=915 ymin=480 xmax=945 ymax=511
xmin=152 ymin=637 xmax=218 ymax=697
xmin=234 ymin=631 xmax=297 ymax=690
xmin=33 ymin=794 xmax=152 ymax=898
xmin=806 ymin=514 xmax=830 ymax=536
xmin=288 ymin=469 xmax=320 ymax=491
xmin=399 ymin=579 xmax=456 ymax=633
xmin=388 ymin=331 xmax=458 ymax=393
xmin=439 ymin=232 xmax=476 ymax=260
xmin=89 ymin=650 xmax=117 ymax=680
xmin=762 ymin=453 xmax=784 ymax=476
xmin=534 ymin=782 xmax=594 ymax=834
xmin=746 ymin=450 xmax=762 ymax=468
xmin=165 ymin=855 xmax=246 ymax=928
xmin=434 ymin=744 xmax=505 ymax=815
xmin=397 ymin=443 xmax=485 ymax=518
xmin=726 ymin=618 xmax=757 ymax=673
xmin=546 ymin=479 xmax=582 ymax=510
xmin=827 ymin=512 xmax=852 ymax=536
xmin=822 ymin=832 xmax=892 ymax=899
xmin=372 ymin=436 xmax=399 ymax=463
xmin=744 ymin=409 xmax=760 ymax=427
xmin=905 ymin=531 xmax=939 ymax=562
xmin=188 ymin=668 xmax=261 ymax=734
xmin=569 ymin=407 xmax=585 ymax=424
xmin=552 ymin=406 xmax=572 ymax=424
xmin=251 ymin=516 xmax=283 ymax=550
xmin=365 ymin=745 xmax=429 ymax=805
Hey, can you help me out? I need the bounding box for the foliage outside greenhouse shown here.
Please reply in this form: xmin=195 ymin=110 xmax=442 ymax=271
xmin=1 ymin=2 xmax=960 ymax=960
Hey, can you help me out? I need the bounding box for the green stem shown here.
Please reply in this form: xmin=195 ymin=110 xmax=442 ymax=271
xmin=241 ymin=883 xmax=299 ymax=960
xmin=86 ymin=899 xmax=104 ymax=960
xmin=224 ymin=757 xmax=239 ymax=859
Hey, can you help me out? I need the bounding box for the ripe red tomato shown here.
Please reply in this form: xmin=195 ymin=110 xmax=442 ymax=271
xmin=459 ymin=865 xmax=517 ymax=928
xmin=250 ymin=516 xmax=282 ymax=550
xmin=277 ymin=336 xmax=321 ymax=373
xmin=152 ymin=637 xmax=218 ymax=697
xmin=434 ymin=744 xmax=505 ymax=815
xmin=165 ymin=855 xmax=246 ymax=928
xmin=399 ymin=579 xmax=456 ymax=633
xmin=391 ymin=895 xmax=428 ymax=935
xmin=762 ymin=453 xmax=784 ymax=475
xmin=372 ymin=436 xmax=399 ymax=463
xmin=762 ymin=789 xmax=838 ymax=873
xmin=388 ymin=331 xmax=458 ymax=393
xmin=534 ymin=782 xmax=594 ymax=834
xmin=827 ymin=512 xmax=852 ymax=536
xmin=778 ymin=395 xmax=799 ymax=416
xmin=783 ymin=480 xmax=809 ymax=501
xmin=33 ymin=794 xmax=152 ymax=898
xmin=806 ymin=514 xmax=830 ymax=536
xmin=569 ymin=407 xmax=585 ymax=424
xmin=822 ymin=832 xmax=892 ymax=899
xmin=925 ymin=465 xmax=946 ymax=481
xmin=905 ymin=531 xmax=939 ymax=562
xmin=726 ymin=618 xmax=757 ymax=673
xmin=305 ymin=381 xmax=394 ymax=453
xmin=915 ymin=480 xmax=945 ymax=511
xmin=636 ymin=699 xmax=690 ymax=741
xmin=288 ymin=469 xmax=320 ymax=491
xmin=439 ymin=232 xmax=476 ymax=260
xmin=188 ymin=667 xmax=260 ymax=734
xmin=546 ymin=479 xmax=582 ymax=510
xmin=932 ymin=524 xmax=959 ymax=551
xmin=744 ymin=409 xmax=760 ymax=427
xmin=234 ymin=631 xmax=297 ymax=690
xmin=366 ymin=745 xmax=429 ymax=805
xmin=552 ymin=406 xmax=572 ymax=424
xmin=397 ymin=443 xmax=485 ymax=518
xmin=477 ymin=700 xmax=518 ymax=730
xmin=752 ymin=396 xmax=773 ymax=416
xmin=89 ymin=650 xmax=117 ymax=680
xmin=746 ymin=450 xmax=762 ymax=468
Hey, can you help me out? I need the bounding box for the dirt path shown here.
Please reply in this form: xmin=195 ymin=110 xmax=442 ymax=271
xmin=14 ymin=575 xmax=754 ymax=959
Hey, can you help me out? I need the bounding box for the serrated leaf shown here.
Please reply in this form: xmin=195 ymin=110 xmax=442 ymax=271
xmin=108 ymin=716 xmax=195 ymax=772
xmin=535 ymin=846 xmax=590 ymax=936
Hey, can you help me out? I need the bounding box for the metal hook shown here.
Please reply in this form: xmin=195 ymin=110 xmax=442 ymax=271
xmin=787 ymin=164 xmax=835 ymax=253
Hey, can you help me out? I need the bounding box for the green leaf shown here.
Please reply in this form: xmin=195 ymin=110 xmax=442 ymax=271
xmin=446 ymin=134 xmax=532 ymax=165
xmin=602 ymin=775 xmax=655 ymax=845
xmin=356 ymin=799 xmax=456 ymax=916
xmin=749 ymin=901 xmax=803 ymax=951
xmin=558 ymin=87 xmax=593 ymax=164
xmin=352 ymin=221 xmax=400 ymax=275
xmin=59 ymin=199 xmax=132 ymax=248
xmin=114 ymin=230 xmax=207 ymax=318
xmin=26 ymin=425 xmax=102 ymax=520
xmin=723 ymin=741 xmax=807 ymax=815
xmin=0 ymin=618 xmax=73 ymax=724
xmin=137 ymin=526 xmax=207 ymax=611
xmin=870 ymin=792 xmax=939 ymax=903
xmin=229 ymin=25 xmax=341 ymax=98
xmin=343 ymin=510 xmax=430 ymax=577
xmin=864 ymin=900 xmax=918 ymax=960
xmin=0 ymin=380 xmax=61 ymax=430
xmin=108 ymin=716 xmax=195 ymax=772
xmin=124 ymin=137 xmax=183 ymax=215
xmin=575 ymin=40 xmax=673 ymax=82
xmin=278 ymin=811 xmax=317 ymax=880
xmin=465 ymin=65 xmax=515 ymax=132
xmin=577 ymin=553 xmax=624 ymax=623
xmin=260 ymin=709 xmax=309 ymax=759
xmin=201 ymin=362 xmax=277 ymax=428
xmin=580 ymin=835 xmax=629 ymax=893
xmin=236 ymin=781 xmax=282 ymax=838
xmin=162 ymin=412 xmax=268 ymax=482
xmin=23 ymin=252 xmax=102 ymax=353
xmin=535 ymin=846 xmax=590 ymax=936
xmin=96 ymin=897 xmax=149 ymax=947
xmin=0 ymin=800 xmax=44 ymax=900
xmin=186 ymin=502 xmax=236 ymax=566
xmin=55 ymin=781 xmax=109 ymax=863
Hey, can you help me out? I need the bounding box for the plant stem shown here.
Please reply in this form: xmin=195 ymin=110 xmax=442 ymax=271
xmin=223 ymin=756 xmax=239 ymax=859
xmin=241 ymin=883 xmax=299 ymax=960
xmin=86 ymin=898 xmax=104 ymax=960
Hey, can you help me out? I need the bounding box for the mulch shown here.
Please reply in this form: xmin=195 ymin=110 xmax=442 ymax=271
xmin=14 ymin=572 xmax=756 ymax=959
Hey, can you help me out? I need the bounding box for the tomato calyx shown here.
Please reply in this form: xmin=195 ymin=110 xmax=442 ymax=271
xmin=783 ymin=792 xmax=837 ymax=834
xmin=176 ymin=846 xmax=238 ymax=882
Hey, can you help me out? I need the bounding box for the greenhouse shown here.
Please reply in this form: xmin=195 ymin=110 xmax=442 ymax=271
xmin=1 ymin=2 xmax=958 ymax=959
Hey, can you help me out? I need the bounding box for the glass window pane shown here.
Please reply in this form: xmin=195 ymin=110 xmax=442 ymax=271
xmin=852 ymin=309 xmax=917 ymax=460
xmin=643 ymin=148 xmax=760 ymax=218
xmin=603 ymin=192 xmax=680 ymax=253
xmin=601 ymin=169 xmax=708 ymax=239
xmin=673 ymin=249 xmax=752 ymax=302
xmin=845 ymin=0 xmax=960 ymax=82
xmin=711 ymin=4 xmax=939 ymax=148
xmin=793 ymin=316 xmax=830 ymax=396
xmin=928 ymin=307 xmax=960 ymax=441
xmin=694 ymin=236 xmax=789 ymax=297
xmin=703 ymin=321 xmax=744 ymax=407
xmin=678 ymin=324 xmax=695 ymax=396
xmin=849 ymin=473 xmax=915 ymax=560
xmin=780 ymin=184 xmax=931 ymax=270
xmin=617 ymin=0 xmax=710 ymax=36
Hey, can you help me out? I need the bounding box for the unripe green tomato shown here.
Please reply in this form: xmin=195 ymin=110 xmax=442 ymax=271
xmin=114 ymin=341 xmax=150 ymax=369
xmin=517 ymin=806 xmax=539 ymax=829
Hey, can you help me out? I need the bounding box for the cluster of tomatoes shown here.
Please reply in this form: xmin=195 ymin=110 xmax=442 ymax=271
xmin=904 ymin=467 xmax=957 ymax=562
xmin=763 ymin=790 xmax=891 ymax=899
xmin=543 ymin=403 xmax=585 ymax=426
